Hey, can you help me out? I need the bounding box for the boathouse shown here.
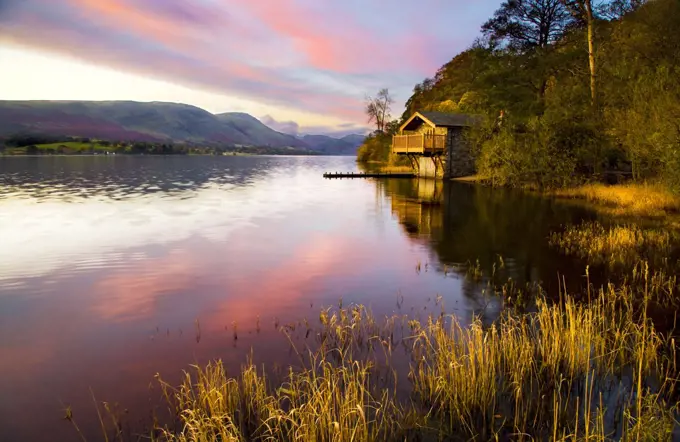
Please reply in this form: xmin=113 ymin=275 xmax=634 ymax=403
xmin=392 ymin=111 xmax=477 ymax=178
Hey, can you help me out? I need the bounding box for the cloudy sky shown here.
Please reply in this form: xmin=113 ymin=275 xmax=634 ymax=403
xmin=0 ymin=0 xmax=499 ymax=134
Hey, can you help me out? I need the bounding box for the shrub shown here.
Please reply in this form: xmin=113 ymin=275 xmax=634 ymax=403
xmin=476 ymin=118 xmax=576 ymax=188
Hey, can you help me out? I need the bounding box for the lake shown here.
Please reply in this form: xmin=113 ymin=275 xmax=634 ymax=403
xmin=0 ymin=156 xmax=594 ymax=441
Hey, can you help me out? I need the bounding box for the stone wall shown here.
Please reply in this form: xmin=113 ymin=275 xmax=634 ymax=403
xmin=444 ymin=127 xmax=475 ymax=178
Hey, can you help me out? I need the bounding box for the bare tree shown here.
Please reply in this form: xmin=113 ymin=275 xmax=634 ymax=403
xmin=365 ymin=89 xmax=393 ymax=133
xmin=560 ymin=0 xmax=598 ymax=107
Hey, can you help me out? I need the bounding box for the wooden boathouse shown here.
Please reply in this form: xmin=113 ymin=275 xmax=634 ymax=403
xmin=392 ymin=111 xmax=478 ymax=178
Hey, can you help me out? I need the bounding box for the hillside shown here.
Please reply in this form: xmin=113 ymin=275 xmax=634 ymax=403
xmin=0 ymin=101 xmax=364 ymax=155
xmin=360 ymin=0 xmax=680 ymax=188
xmin=301 ymin=135 xmax=358 ymax=155
xmin=216 ymin=112 xmax=309 ymax=149
xmin=340 ymin=134 xmax=366 ymax=148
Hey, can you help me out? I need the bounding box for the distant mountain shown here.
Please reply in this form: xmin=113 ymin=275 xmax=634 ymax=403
xmin=0 ymin=101 xmax=247 ymax=144
xmin=0 ymin=101 xmax=359 ymax=155
xmin=340 ymin=134 xmax=366 ymax=148
xmin=216 ymin=112 xmax=308 ymax=149
xmin=301 ymin=134 xmax=358 ymax=155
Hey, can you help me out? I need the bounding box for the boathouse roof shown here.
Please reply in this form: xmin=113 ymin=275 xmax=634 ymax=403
xmin=400 ymin=111 xmax=479 ymax=132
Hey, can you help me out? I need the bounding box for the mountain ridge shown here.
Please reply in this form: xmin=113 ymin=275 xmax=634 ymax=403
xmin=0 ymin=100 xmax=366 ymax=155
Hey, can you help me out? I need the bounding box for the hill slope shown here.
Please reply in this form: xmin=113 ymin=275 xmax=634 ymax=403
xmin=300 ymin=135 xmax=358 ymax=155
xmin=340 ymin=134 xmax=366 ymax=149
xmin=215 ymin=112 xmax=308 ymax=148
xmin=0 ymin=101 xmax=360 ymax=154
xmin=0 ymin=101 xmax=253 ymax=144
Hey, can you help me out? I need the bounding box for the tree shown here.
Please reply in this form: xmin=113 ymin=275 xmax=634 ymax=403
xmin=560 ymin=0 xmax=598 ymax=107
xmin=598 ymin=0 xmax=646 ymax=19
xmin=483 ymin=1 xmax=573 ymax=104
xmin=482 ymin=0 xmax=573 ymax=50
xmin=385 ymin=120 xmax=400 ymax=135
xmin=365 ymin=89 xmax=393 ymax=133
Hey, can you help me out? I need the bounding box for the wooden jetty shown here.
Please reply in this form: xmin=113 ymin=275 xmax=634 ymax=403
xmin=323 ymin=171 xmax=415 ymax=179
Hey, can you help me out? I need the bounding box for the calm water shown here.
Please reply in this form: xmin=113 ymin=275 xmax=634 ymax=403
xmin=0 ymin=156 xmax=593 ymax=441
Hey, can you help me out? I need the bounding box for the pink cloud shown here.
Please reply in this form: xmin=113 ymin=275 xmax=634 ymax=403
xmin=238 ymin=0 xmax=438 ymax=75
xmin=0 ymin=0 xmax=499 ymax=123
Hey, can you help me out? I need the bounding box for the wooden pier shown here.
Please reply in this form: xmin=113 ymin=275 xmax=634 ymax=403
xmin=323 ymin=171 xmax=415 ymax=179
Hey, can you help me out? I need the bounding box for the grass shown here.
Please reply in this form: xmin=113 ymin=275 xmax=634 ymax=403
xmin=550 ymin=221 xmax=674 ymax=267
xmin=451 ymin=173 xmax=487 ymax=182
xmin=1 ymin=142 xmax=114 ymax=155
xmin=112 ymin=267 xmax=679 ymax=442
xmin=1 ymin=146 xmax=27 ymax=155
xmin=379 ymin=165 xmax=414 ymax=174
xmin=35 ymin=142 xmax=112 ymax=152
xmin=553 ymin=183 xmax=680 ymax=217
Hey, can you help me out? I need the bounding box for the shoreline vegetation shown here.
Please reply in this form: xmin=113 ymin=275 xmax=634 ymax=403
xmin=0 ymin=138 xmax=321 ymax=157
xmin=80 ymin=265 xmax=680 ymax=441
xmin=552 ymin=184 xmax=680 ymax=218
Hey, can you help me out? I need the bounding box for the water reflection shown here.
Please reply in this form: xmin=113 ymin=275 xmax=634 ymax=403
xmin=0 ymin=157 xmax=597 ymax=442
xmin=0 ymin=156 xmax=352 ymax=282
xmin=382 ymin=178 xmax=599 ymax=296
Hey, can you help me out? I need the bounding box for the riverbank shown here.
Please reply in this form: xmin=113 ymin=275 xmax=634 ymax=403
xmin=369 ymin=165 xmax=680 ymax=219
xmin=94 ymin=266 xmax=678 ymax=441
xmin=552 ymin=183 xmax=680 ymax=218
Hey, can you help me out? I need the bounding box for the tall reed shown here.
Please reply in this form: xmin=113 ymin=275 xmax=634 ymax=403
xmin=126 ymin=268 xmax=679 ymax=441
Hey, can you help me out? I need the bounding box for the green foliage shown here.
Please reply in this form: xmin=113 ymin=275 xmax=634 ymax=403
xmin=477 ymin=118 xmax=577 ymax=188
xmin=356 ymin=120 xmax=408 ymax=166
xmin=0 ymin=138 xmax=321 ymax=156
xmin=398 ymin=0 xmax=680 ymax=189
xmin=356 ymin=133 xmax=392 ymax=164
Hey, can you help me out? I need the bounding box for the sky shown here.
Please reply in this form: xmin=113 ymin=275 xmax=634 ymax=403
xmin=0 ymin=0 xmax=500 ymax=135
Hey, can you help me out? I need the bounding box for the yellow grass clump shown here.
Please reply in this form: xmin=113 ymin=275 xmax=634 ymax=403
xmin=550 ymin=221 xmax=672 ymax=267
xmin=553 ymin=183 xmax=680 ymax=217
xmin=379 ymin=165 xmax=414 ymax=174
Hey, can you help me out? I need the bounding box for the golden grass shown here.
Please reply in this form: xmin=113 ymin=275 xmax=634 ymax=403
xmin=451 ymin=174 xmax=488 ymax=182
xmin=155 ymin=358 xmax=403 ymax=442
xmin=410 ymin=271 xmax=677 ymax=440
xmin=379 ymin=165 xmax=414 ymax=174
xmin=550 ymin=221 xmax=672 ymax=267
xmin=141 ymin=269 xmax=679 ymax=442
xmin=553 ymin=183 xmax=680 ymax=217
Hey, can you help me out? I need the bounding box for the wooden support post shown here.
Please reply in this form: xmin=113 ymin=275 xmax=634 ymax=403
xmin=435 ymin=155 xmax=444 ymax=178
xmin=431 ymin=156 xmax=438 ymax=176
xmin=407 ymin=154 xmax=419 ymax=175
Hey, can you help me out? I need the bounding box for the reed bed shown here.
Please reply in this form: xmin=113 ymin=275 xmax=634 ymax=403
xmin=549 ymin=221 xmax=673 ymax=267
xmin=553 ymin=183 xmax=680 ymax=217
xmin=145 ymin=267 xmax=679 ymax=442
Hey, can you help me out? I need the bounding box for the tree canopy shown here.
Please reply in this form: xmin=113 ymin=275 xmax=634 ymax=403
xmin=358 ymin=0 xmax=679 ymax=190
xmin=482 ymin=0 xmax=573 ymax=50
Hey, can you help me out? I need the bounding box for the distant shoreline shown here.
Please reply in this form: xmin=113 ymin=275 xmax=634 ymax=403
xmin=0 ymin=153 xmax=354 ymax=158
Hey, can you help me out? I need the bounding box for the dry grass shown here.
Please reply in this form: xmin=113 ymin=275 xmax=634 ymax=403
xmin=550 ymin=221 xmax=673 ymax=267
xmin=451 ymin=174 xmax=488 ymax=182
xmin=379 ymin=165 xmax=414 ymax=174
xmin=142 ymin=269 xmax=679 ymax=442
xmin=410 ymin=269 xmax=678 ymax=440
xmin=553 ymin=183 xmax=680 ymax=217
xmin=155 ymin=357 xmax=405 ymax=442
